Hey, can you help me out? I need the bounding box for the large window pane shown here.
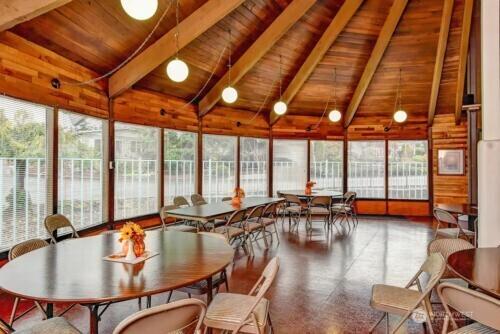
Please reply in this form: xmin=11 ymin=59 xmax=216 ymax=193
xmin=58 ymin=110 xmax=104 ymax=230
xmin=273 ymin=139 xmax=308 ymax=195
xmin=389 ymin=140 xmax=428 ymax=199
xmin=310 ymin=140 xmax=343 ymax=192
xmin=0 ymin=96 xmax=49 ymax=251
xmin=115 ymin=123 xmax=159 ymax=219
xmin=240 ymin=137 xmax=268 ymax=197
xmin=348 ymin=141 xmax=385 ymax=198
xmin=203 ymin=134 xmax=237 ymax=203
xmin=164 ymin=130 xmax=197 ymax=204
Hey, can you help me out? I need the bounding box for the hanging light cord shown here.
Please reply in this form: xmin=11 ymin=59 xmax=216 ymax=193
xmin=278 ymin=55 xmax=283 ymax=99
xmin=311 ymin=68 xmax=336 ymax=130
xmin=174 ymin=0 xmax=180 ymax=58
xmin=395 ymin=68 xmax=402 ymax=112
xmin=60 ymin=0 xmax=174 ymax=87
xmin=244 ymin=77 xmax=279 ymax=124
xmin=227 ymin=29 xmax=232 ymax=86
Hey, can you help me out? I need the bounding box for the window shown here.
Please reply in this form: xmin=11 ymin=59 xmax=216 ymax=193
xmin=202 ymin=134 xmax=237 ymax=202
xmin=58 ymin=110 xmax=105 ymax=230
xmin=388 ymin=140 xmax=428 ymax=199
xmin=164 ymin=130 xmax=197 ymax=204
xmin=0 ymin=96 xmax=50 ymax=251
xmin=240 ymin=137 xmax=269 ymax=197
xmin=273 ymin=139 xmax=308 ymax=195
xmin=310 ymin=140 xmax=343 ymax=192
xmin=114 ymin=122 xmax=159 ymax=219
xmin=348 ymin=141 xmax=385 ymax=198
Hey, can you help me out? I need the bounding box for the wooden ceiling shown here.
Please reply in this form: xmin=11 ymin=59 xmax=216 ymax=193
xmin=7 ymin=0 xmax=469 ymax=126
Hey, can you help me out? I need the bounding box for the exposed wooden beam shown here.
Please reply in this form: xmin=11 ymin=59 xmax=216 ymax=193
xmin=198 ymin=0 xmax=316 ymax=117
xmin=428 ymin=0 xmax=454 ymax=126
xmin=343 ymin=0 xmax=408 ymax=128
xmin=0 ymin=0 xmax=72 ymax=31
xmin=270 ymin=0 xmax=363 ymax=126
xmin=109 ymin=0 xmax=244 ymax=98
xmin=455 ymin=0 xmax=474 ymax=125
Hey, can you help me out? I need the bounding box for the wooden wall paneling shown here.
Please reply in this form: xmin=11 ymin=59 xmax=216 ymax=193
xmin=355 ymin=200 xmax=386 ymax=215
xmin=0 ymin=32 xmax=108 ymax=118
xmin=454 ymin=0 xmax=474 ymax=124
xmin=387 ymin=201 xmax=430 ymax=216
xmin=201 ymin=106 xmax=269 ymax=137
xmin=0 ymin=0 xmax=72 ymax=31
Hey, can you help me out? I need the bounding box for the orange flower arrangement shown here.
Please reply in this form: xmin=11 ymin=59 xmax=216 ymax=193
xmin=231 ymin=187 xmax=246 ymax=206
xmin=119 ymin=222 xmax=146 ymax=257
xmin=305 ymin=181 xmax=316 ymax=195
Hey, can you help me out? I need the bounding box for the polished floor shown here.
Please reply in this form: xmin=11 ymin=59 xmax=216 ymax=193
xmin=0 ymin=216 xmax=438 ymax=333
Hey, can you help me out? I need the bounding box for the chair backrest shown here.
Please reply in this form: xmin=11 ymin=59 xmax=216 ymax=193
xmin=191 ymin=194 xmax=207 ymax=206
xmin=343 ymin=191 xmax=356 ymax=206
xmin=428 ymin=238 xmax=474 ymax=260
xmin=44 ymin=214 xmax=79 ymax=243
xmin=418 ymin=253 xmax=446 ymax=290
xmin=159 ymin=205 xmax=179 ymax=230
xmin=8 ymin=239 xmax=49 ymax=261
xmin=113 ymin=298 xmax=207 ymax=334
xmin=221 ymin=197 xmax=232 ymax=202
xmin=226 ymin=209 xmax=247 ymax=226
xmin=284 ymin=194 xmax=301 ymax=206
xmin=173 ymin=196 xmax=190 ymax=207
xmin=310 ymin=196 xmax=331 ymax=208
xmin=437 ymin=282 xmax=500 ymax=331
xmin=433 ymin=207 xmax=458 ymax=226
xmin=247 ymin=205 xmax=265 ymax=220
xmin=198 ymin=231 xmax=230 ymax=245
xmin=263 ymin=202 xmax=277 ymax=217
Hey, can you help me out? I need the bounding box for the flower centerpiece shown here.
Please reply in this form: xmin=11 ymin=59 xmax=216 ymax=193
xmin=231 ymin=187 xmax=245 ymax=207
xmin=119 ymin=222 xmax=146 ymax=259
xmin=305 ymin=181 xmax=316 ymax=195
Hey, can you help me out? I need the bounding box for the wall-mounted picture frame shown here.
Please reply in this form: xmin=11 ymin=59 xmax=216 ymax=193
xmin=438 ymin=149 xmax=465 ymax=175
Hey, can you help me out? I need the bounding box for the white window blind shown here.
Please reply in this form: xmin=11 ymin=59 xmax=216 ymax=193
xmin=310 ymin=140 xmax=343 ymax=192
xmin=240 ymin=137 xmax=268 ymax=197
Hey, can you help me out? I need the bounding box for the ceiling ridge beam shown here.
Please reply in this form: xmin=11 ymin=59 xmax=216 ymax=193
xmin=428 ymin=0 xmax=454 ymax=126
xmin=109 ymin=0 xmax=245 ymax=98
xmin=342 ymin=0 xmax=409 ymax=128
xmin=270 ymin=0 xmax=364 ymax=126
xmin=0 ymin=0 xmax=72 ymax=31
xmin=198 ymin=0 xmax=317 ymax=117
xmin=454 ymin=0 xmax=474 ymax=125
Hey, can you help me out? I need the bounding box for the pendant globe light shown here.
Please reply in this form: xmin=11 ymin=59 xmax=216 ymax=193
xmin=328 ymin=68 xmax=342 ymax=123
xmin=121 ymin=0 xmax=158 ymax=20
xmin=166 ymin=0 xmax=189 ymax=83
xmin=273 ymin=55 xmax=287 ymax=115
xmin=221 ymin=29 xmax=238 ymax=104
xmin=393 ymin=68 xmax=407 ymax=123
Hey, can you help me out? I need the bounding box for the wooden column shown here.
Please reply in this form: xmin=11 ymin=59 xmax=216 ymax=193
xmin=197 ymin=118 xmax=203 ymax=195
xmin=51 ymin=106 xmax=59 ymax=215
xmin=159 ymin=128 xmax=165 ymax=207
xmin=108 ymin=99 xmax=115 ymax=229
xmin=307 ymin=138 xmax=311 ymax=181
xmin=236 ymin=136 xmax=241 ymax=188
xmin=269 ymin=129 xmax=274 ymax=197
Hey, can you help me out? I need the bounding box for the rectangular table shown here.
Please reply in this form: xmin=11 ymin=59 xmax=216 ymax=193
xmin=165 ymin=197 xmax=284 ymax=224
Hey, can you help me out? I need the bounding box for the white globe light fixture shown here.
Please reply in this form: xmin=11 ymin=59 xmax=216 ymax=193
xmin=121 ymin=0 xmax=158 ymax=20
xmin=222 ymin=86 xmax=238 ymax=104
xmin=273 ymin=101 xmax=287 ymax=115
xmin=328 ymin=109 xmax=341 ymax=122
xmin=393 ymin=109 xmax=407 ymax=123
xmin=166 ymin=58 xmax=189 ymax=83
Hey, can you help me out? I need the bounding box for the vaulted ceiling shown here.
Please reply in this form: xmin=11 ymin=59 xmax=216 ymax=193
xmin=7 ymin=0 xmax=470 ymax=126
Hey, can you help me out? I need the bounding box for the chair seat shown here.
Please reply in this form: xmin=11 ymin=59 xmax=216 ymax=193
xmin=449 ymin=322 xmax=499 ymax=333
xmin=370 ymin=284 xmax=423 ymax=316
xmin=437 ymin=228 xmax=475 ymax=238
xmin=331 ymin=204 xmax=352 ymax=212
xmin=284 ymin=206 xmax=304 ymax=214
xmin=204 ymin=293 xmax=269 ymax=333
xmin=246 ymin=222 xmax=262 ymax=232
xmin=308 ymin=207 xmax=330 ymax=215
xmin=214 ymin=226 xmax=245 ymax=239
xmin=260 ymin=217 xmax=275 ymax=226
xmin=16 ymin=317 xmax=81 ymax=334
xmin=166 ymin=224 xmax=197 ymax=232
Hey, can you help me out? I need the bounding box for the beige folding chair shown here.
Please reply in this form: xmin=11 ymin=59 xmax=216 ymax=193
xmin=159 ymin=205 xmax=197 ymax=232
xmin=428 ymin=238 xmax=475 ymax=280
xmin=245 ymin=205 xmax=267 ymax=249
xmin=203 ymin=257 xmax=280 ymax=334
xmin=113 ymin=298 xmax=207 ymax=334
xmin=167 ymin=232 xmax=231 ymax=303
xmin=437 ymin=282 xmax=500 ymax=333
xmin=283 ymin=194 xmax=307 ymax=231
xmin=214 ymin=209 xmax=252 ymax=256
xmin=9 ymin=317 xmax=81 ymax=334
xmin=258 ymin=202 xmax=280 ymax=246
xmin=8 ymin=239 xmax=49 ymax=326
xmin=191 ymin=194 xmax=208 ymax=206
xmin=331 ymin=191 xmax=357 ymax=228
xmin=44 ymin=214 xmax=79 ymax=243
xmin=433 ymin=208 xmax=476 ymax=246
xmin=306 ymin=196 xmax=331 ymax=230
xmin=369 ymin=253 xmax=446 ymax=334
xmin=173 ymin=196 xmax=190 ymax=208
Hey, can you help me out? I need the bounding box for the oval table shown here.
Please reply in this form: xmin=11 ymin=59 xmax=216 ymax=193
xmin=0 ymin=230 xmax=234 ymax=334
xmin=447 ymin=247 xmax=500 ymax=299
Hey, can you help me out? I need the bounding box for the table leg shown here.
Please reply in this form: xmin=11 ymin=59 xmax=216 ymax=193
xmin=88 ymin=304 xmax=99 ymax=334
xmin=206 ymin=276 xmax=213 ymax=304
xmin=468 ymin=215 xmax=476 ymax=232
xmin=46 ymin=303 xmax=53 ymax=319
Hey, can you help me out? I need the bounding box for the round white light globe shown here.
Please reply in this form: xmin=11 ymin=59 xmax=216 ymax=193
xmin=222 ymin=86 xmax=238 ymax=104
xmin=166 ymin=58 xmax=189 ymax=83
xmin=121 ymin=0 xmax=158 ymax=20
xmin=393 ymin=109 xmax=408 ymax=123
xmin=273 ymin=101 xmax=287 ymax=115
xmin=328 ymin=109 xmax=342 ymax=122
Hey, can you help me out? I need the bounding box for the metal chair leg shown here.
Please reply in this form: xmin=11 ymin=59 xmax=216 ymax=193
xmin=9 ymin=297 xmax=19 ymax=326
xmin=369 ymin=313 xmax=386 ymax=333
xmin=166 ymin=291 xmax=173 ymax=303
